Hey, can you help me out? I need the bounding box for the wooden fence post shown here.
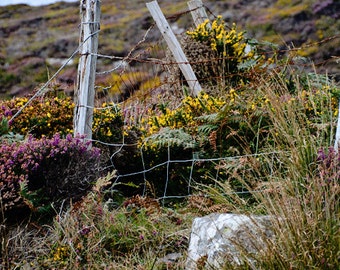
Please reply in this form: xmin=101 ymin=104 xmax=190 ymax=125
xmin=187 ymin=0 xmax=211 ymax=28
xmin=334 ymin=101 xmax=340 ymax=151
xmin=146 ymin=0 xmax=202 ymax=96
xmin=74 ymin=0 xmax=100 ymax=140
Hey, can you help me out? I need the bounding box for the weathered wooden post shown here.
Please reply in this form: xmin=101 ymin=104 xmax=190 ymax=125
xmin=74 ymin=0 xmax=100 ymax=140
xmin=146 ymin=0 xmax=202 ymax=96
xmin=187 ymin=0 xmax=211 ymax=28
xmin=334 ymin=101 xmax=340 ymax=151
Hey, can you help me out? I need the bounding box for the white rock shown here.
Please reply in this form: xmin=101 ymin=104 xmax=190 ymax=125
xmin=186 ymin=213 xmax=273 ymax=269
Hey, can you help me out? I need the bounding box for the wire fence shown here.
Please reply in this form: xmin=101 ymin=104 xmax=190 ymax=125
xmin=5 ymin=1 xmax=340 ymax=203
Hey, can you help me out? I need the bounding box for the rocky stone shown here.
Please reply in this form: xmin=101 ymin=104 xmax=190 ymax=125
xmin=186 ymin=213 xmax=274 ymax=270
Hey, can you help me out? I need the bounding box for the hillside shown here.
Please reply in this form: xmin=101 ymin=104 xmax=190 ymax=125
xmin=0 ymin=0 xmax=339 ymax=98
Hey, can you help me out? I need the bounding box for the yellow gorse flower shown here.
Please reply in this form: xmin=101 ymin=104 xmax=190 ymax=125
xmin=187 ymin=16 xmax=255 ymax=74
xmin=188 ymin=17 xmax=244 ymax=52
xmin=144 ymin=92 xmax=226 ymax=138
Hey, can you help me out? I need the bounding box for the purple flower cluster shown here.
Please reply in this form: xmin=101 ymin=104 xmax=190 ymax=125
xmin=317 ymin=147 xmax=340 ymax=182
xmin=1 ymin=104 xmax=13 ymax=117
xmin=0 ymin=133 xmax=100 ymax=215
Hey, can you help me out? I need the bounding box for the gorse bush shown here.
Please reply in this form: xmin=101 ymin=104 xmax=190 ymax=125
xmin=186 ymin=16 xmax=257 ymax=87
xmin=0 ymin=133 xmax=100 ymax=220
xmin=0 ymin=95 xmax=124 ymax=142
xmin=136 ymin=93 xmax=226 ymax=196
xmin=92 ymin=102 xmax=123 ymax=143
xmin=0 ymin=95 xmax=74 ymax=138
xmin=144 ymin=92 xmax=225 ymax=141
xmin=136 ymin=55 xmax=339 ymax=197
xmin=187 ymin=16 xmax=250 ymax=61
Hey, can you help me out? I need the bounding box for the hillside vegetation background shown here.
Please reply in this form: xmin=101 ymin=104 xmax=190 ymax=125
xmin=0 ymin=0 xmax=339 ymax=98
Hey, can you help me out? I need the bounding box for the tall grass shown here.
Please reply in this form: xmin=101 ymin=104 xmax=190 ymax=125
xmin=211 ymin=70 xmax=339 ymax=269
xmin=1 ymin=173 xmax=192 ymax=269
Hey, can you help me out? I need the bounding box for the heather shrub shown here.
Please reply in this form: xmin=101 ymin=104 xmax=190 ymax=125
xmin=0 ymin=133 xmax=100 ymax=220
xmin=317 ymin=146 xmax=340 ymax=183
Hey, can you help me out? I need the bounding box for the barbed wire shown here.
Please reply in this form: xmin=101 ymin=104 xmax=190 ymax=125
xmin=8 ymin=29 xmax=101 ymax=123
xmin=96 ymin=25 xmax=156 ymax=75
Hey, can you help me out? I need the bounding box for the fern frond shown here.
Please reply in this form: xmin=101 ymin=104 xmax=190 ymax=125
xmin=143 ymin=127 xmax=197 ymax=149
xmin=196 ymin=113 xmax=219 ymax=123
xmin=197 ymin=124 xmax=218 ymax=135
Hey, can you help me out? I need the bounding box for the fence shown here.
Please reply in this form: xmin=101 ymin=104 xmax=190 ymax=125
xmin=5 ymin=0 xmax=340 ymax=203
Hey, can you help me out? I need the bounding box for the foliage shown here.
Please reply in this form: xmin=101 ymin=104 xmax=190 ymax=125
xmin=0 ymin=95 xmax=124 ymax=143
xmin=186 ymin=16 xmax=256 ymax=85
xmin=199 ymin=69 xmax=339 ymax=269
xmin=136 ymin=93 xmax=227 ymax=196
xmin=0 ymin=133 xmax=100 ymax=219
xmin=92 ymin=102 xmax=124 ymax=143
xmin=0 ymin=95 xmax=74 ymax=138
xmin=0 ymin=116 xmax=9 ymax=136
xmin=1 ymin=7 xmax=340 ymax=269
xmin=144 ymin=92 xmax=225 ymax=141
xmin=137 ymin=49 xmax=339 ymax=197
xmin=143 ymin=127 xmax=196 ymax=150
xmin=7 ymin=183 xmax=190 ymax=269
